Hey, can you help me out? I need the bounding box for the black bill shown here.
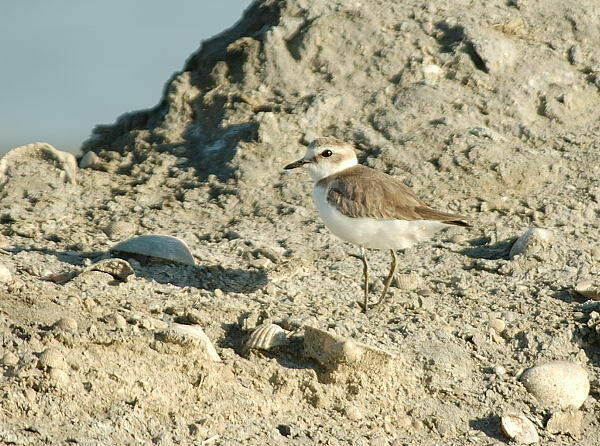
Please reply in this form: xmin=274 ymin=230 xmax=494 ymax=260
xmin=284 ymin=158 xmax=309 ymax=170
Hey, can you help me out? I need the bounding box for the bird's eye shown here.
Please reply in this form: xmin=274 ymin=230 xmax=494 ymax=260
xmin=321 ymin=149 xmax=333 ymax=158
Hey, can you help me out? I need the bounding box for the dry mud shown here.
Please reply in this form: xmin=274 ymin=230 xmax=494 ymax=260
xmin=1 ymin=0 xmax=600 ymax=444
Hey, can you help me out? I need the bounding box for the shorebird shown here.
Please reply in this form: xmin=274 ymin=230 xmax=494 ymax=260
xmin=284 ymin=137 xmax=470 ymax=312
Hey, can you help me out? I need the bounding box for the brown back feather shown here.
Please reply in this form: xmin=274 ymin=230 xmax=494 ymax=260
xmin=318 ymin=165 xmax=471 ymax=225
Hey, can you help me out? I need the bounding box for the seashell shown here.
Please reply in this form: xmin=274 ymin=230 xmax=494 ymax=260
xmin=303 ymin=326 xmax=394 ymax=371
xmin=243 ymin=323 xmax=289 ymax=353
xmin=509 ymin=227 xmax=553 ymax=259
xmin=1 ymin=351 xmax=19 ymax=367
xmin=85 ymin=258 xmax=135 ymax=282
xmin=157 ymin=323 xmax=220 ymax=361
xmin=111 ymin=234 xmax=196 ymax=266
xmin=103 ymin=220 xmax=137 ymax=240
xmin=0 ymin=264 xmax=12 ymax=283
xmin=0 ymin=142 xmax=77 ymax=187
xmin=574 ymin=280 xmax=600 ymax=300
xmin=37 ymin=348 xmax=67 ymax=370
xmin=53 ymin=317 xmax=78 ymax=332
xmin=395 ymin=272 xmax=424 ymax=291
xmin=520 ymin=361 xmax=589 ymax=410
xmin=501 ymin=413 xmax=539 ymax=444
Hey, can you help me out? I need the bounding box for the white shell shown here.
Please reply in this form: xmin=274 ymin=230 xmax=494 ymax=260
xmin=158 ymin=323 xmax=220 ymax=361
xmin=520 ymin=361 xmax=589 ymax=409
xmin=303 ymin=326 xmax=394 ymax=371
xmin=244 ymin=323 xmax=289 ymax=352
xmin=111 ymin=235 xmax=196 ymax=265
xmin=501 ymin=414 xmax=539 ymax=444
xmin=509 ymin=227 xmax=553 ymax=259
xmin=395 ymin=272 xmax=424 ymax=290
xmin=574 ymin=280 xmax=600 ymax=300
xmin=38 ymin=348 xmax=67 ymax=370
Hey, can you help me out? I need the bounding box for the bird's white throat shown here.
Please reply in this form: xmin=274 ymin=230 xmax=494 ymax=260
xmin=306 ymin=155 xmax=358 ymax=182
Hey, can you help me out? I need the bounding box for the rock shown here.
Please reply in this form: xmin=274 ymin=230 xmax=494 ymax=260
xmin=501 ymin=413 xmax=539 ymax=444
xmin=520 ymin=361 xmax=589 ymax=409
xmin=574 ymin=280 xmax=600 ymax=300
xmin=509 ymin=228 xmax=553 ymax=259
xmin=53 ymin=317 xmax=78 ymax=332
xmin=0 ymin=264 xmax=12 ymax=283
xmin=47 ymin=368 xmax=70 ymax=387
xmin=156 ymin=323 xmax=221 ymax=361
xmin=243 ymin=323 xmax=289 ymax=353
xmin=344 ymin=404 xmax=363 ymax=421
xmin=465 ymin=26 xmax=519 ymax=73
xmin=0 ymin=142 xmax=77 ymax=187
xmin=1 ymin=351 xmax=19 ymax=367
xmin=546 ymin=410 xmax=583 ymax=438
xmin=111 ymin=234 xmax=196 ymax=266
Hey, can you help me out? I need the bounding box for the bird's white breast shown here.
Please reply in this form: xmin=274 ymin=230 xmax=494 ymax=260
xmin=312 ymin=184 xmax=450 ymax=250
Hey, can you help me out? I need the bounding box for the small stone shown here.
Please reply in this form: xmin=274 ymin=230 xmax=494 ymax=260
xmin=509 ymin=228 xmax=553 ymax=259
xmin=494 ymin=365 xmax=507 ymax=376
xmin=520 ymin=361 xmax=589 ymax=409
xmin=591 ymin=247 xmax=600 ymax=261
xmin=489 ymin=317 xmax=506 ymax=333
xmin=546 ymin=410 xmax=582 ymax=438
xmin=344 ymin=405 xmax=363 ymax=421
xmin=574 ymin=280 xmax=600 ymax=300
xmin=0 ymin=264 xmax=12 ymax=283
xmin=104 ymin=312 xmax=127 ymax=328
xmin=53 ymin=317 xmax=78 ymax=332
xmin=501 ymin=413 xmax=539 ymax=444
xmin=1 ymin=351 xmax=19 ymax=366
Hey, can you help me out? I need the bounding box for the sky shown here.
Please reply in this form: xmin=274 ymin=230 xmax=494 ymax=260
xmin=0 ymin=0 xmax=251 ymax=156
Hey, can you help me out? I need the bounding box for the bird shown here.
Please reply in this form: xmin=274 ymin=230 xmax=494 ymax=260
xmin=284 ymin=137 xmax=471 ymax=313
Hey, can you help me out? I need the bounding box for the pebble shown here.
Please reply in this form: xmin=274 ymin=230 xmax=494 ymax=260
xmin=591 ymin=247 xmax=600 ymax=261
xmin=574 ymin=280 xmax=600 ymax=300
xmin=488 ymin=316 xmax=506 ymax=333
xmin=1 ymin=351 xmax=19 ymax=366
xmin=344 ymin=405 xmax=363 ymax=421
xmin=520 ymin=361 xmax=589 ymax=409
xmin=104 ymin=312 xmax=127 ymax=328
xmin=509 ymin=227 xmax=553 ymax=259
xmin=501 ymin=413 xmax=539 ymax=444
xmin=53 ymin=317 xmax=78 ymax=332
xmin=0 ymin=264 xmax=12 ymax=283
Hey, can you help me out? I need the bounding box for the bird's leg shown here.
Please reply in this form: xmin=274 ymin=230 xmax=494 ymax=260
xmin=359 ymin=246 xmax=369 ymax=313
xmin=373 ymin=249 xmax=397 ymax=308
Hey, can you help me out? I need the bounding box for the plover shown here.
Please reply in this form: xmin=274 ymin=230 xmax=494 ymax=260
xmin=284 ymin=137 xmax=470 ymax=312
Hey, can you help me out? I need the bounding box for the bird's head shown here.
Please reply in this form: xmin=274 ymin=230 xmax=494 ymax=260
xmin=284 ymin=137 xmax=358 ymax=181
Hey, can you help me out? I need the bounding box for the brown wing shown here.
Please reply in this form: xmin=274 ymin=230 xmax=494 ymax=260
xmin=321 ymin=165 xmax=471 ymax=226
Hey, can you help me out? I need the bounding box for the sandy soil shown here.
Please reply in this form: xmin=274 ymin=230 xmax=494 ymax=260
xmin=1 ymin=0 xmax=600 ymax=444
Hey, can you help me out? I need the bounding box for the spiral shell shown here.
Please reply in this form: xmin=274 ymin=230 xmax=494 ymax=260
xmin=244 ymin=323 xmax=289 ymax=353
